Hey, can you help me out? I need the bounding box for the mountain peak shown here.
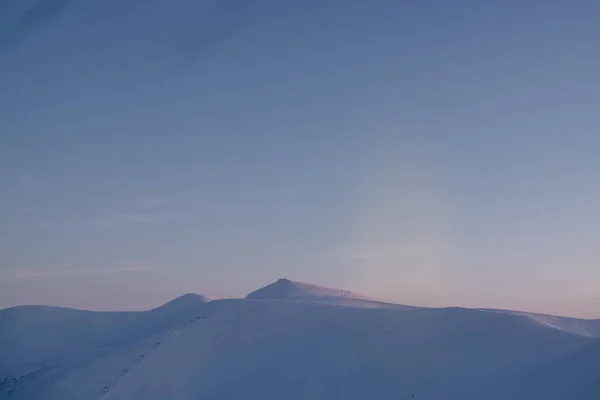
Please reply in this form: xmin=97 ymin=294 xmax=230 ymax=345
xmin=246 ymin=278 xmax=369 ymax=301
xmin=156 ymin=293 xmax=216 ymax=311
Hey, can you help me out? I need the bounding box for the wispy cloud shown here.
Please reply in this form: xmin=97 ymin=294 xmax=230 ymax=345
xmin=333 ymin=243 xmax=454 ymax=262
xmin=0 ymin=261 xmax=158 ymax=283
xmin=138 ymin=194 xmax=173 ymax=207
xmin=97 ymin=212 xmax=186 ymax=228
xmin=30 ymin=212 xmax=187 ymax=230
xmin=12 ymin=188 xmax=250 ymax=232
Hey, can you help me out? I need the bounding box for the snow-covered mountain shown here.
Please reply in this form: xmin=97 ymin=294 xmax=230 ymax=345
xmin=246 ymin=278 xmax=399 ymax=309
xmin=247 ymin=278 xmax=368 ymax=300
xmin=1 ymin=279 xmax=599 ymax=400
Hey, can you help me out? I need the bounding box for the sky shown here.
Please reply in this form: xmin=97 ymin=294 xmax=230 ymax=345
xmin=1 ymin=0 xmax=599 ymax=317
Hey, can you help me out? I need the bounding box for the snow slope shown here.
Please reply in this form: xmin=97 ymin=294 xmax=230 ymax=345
xmin=486 ymin=340 xmax=600 ymax=400
xmin=479 ymin=308 xmax=600 ymax=338
xmin=1 ymin=280 xmax=599 ymax=400
xmin=0 ymin=294 xmax=212 ymax=399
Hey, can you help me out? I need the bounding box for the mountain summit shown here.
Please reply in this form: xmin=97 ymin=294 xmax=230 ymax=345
xmin=246 ymin=278 xmax=370 ymax=300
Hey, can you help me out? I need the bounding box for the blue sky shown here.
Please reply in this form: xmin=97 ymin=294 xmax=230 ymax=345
xmin=1 ymin=0 xmax=599 ymax=317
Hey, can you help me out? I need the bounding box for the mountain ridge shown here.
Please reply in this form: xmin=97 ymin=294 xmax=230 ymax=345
xmin=1 ymin=278 xmax=599 ymax=399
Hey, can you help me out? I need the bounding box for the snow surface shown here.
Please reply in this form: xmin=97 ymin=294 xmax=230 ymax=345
xmin=1 ymin=279 xmax=599 ymax=400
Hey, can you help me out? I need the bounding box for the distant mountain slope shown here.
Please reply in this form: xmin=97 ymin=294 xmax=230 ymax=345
xmin=480 ymin=308 xmax=600 ymax=338
xmin=246 ymin=278 xmax=399 ymax=308
xmin=1 ymin=280 xmax=599 ymax=400
xmin=247 ymin=278 xmax=369 ymax=300
xmin=0 ymin=293 xmax=213 ymax=368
